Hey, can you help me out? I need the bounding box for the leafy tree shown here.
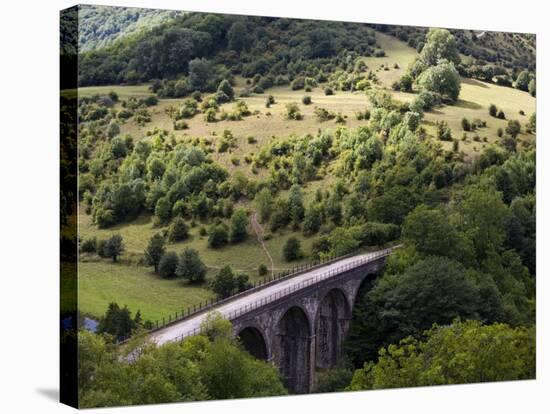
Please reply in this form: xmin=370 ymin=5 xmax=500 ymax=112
xmin=144 ymin=233 xmax=166 ymax=273
xmin=103 ymin=234 xmax=124 ymax=262
xmin=254 ymin=188 xmax=273 ymax=223
xmin=208 ymin=223 xmax=229 ymax=248
xmin=176 ymin=248 xmax=207 ymax=283
xmin=258 ymin=264 xmax=268 ymax=276
xmin=489 ymin=103 xmax=498 ymax=117
xmin=505 ymin=120 xmax=521 ymax=138
xmin=457 ymin=186 xmax=509 ymax=261
xmin=329 ymin=227 xmax=360 ymax=256
xmin=348 ymin=320 xmax=535 ymax=390
xmin=528 ymin=78 xmax=536 ymax=97
xmin=229 ymin=208 xmax=249 ymax=243
xmin=515 ymin=71 xmax=533 ymax=92
xmin=283 ymin=237 xmax=302 ymax=262
xmin=97 ymin=302 xmax=137 ymax=341
xmin=210 ymin=265 xmax=236 ymax=298
xmin=303 ymin=202 xmax=324 ymax=236
xmin=345 ymin=256 xmax=482 ymax=364
xmin=217 ymin=79 xmax=234 ymax=101
xmin=158 ymin=251 xmax=178 ymax=279
xmin=270 ymin=198 xmax=291 ymax=231
xmin=288 ymin=184 xmax=305 ymax=228
xmin=419 ymin=28 xmax=460 ymax=67
xmin=168 ymin=217 xmax=189 ymax=242
xmin=227 ymin=20 xmax=251 ymax=52
xmin=367 ymin=186 xmax=419 ymax=225
xmin=417 ymin=60 xmax=461 ymax=102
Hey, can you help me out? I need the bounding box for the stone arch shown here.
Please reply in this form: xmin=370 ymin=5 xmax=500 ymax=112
xmin=351 ymin=272 xmax=379 ymax=310
xmin=238 ymin=326 xmax=268 ymax=361
xmin=316 ymin=288 xmax=351 ymax=369
xmin=276 ymin=306 xmax=312 ymax=394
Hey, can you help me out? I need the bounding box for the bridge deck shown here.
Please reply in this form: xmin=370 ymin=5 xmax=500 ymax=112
xmin=149 ymin=249 xmax=391 ymax=346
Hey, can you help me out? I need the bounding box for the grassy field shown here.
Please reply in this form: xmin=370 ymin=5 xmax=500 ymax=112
xmin=76 ymin=29 xmax=536 ymax=322
xmin=78 ymin=260 xmax=212 ymax=322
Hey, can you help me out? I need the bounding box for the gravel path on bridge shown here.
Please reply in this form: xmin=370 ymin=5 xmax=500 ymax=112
xmin=149 ymin=249 xmax=386 ymax=346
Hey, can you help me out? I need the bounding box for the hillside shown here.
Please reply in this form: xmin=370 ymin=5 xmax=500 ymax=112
xmin=77 ymin=4 xmax=182 ymax=52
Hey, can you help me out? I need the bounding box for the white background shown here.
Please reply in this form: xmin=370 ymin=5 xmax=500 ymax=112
xmin=0 ymin=0 xmax=548 ymax=412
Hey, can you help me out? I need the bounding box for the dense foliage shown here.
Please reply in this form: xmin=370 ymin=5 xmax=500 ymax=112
xmin=79 ymin=315 xmax=286 ymax=407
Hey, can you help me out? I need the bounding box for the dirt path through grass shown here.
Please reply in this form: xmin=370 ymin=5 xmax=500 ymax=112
xmin=251 ymin=213 xmax=275 ymax=276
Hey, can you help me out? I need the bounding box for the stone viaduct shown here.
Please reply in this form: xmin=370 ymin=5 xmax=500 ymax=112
xmin=148 ymin=248 xmax=395 ymax=394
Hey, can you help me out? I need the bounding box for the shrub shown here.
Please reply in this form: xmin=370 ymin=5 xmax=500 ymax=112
xmin=461 ymin=118 xmax=471 ymax=131
xmin=314 ymin=106 xmax=335 ymax=122
xmin=247 ymin=136 xmax=257 ymax=144
xmin=436 ymin=120 xmax=452 ymax=141
xmin=324 ymin=87 xmax=334 ymax=96
xmin=168 ymin=217 xmax=189 ymax=242
xmin=497 ymin=109 xmax=506 ymax=120
xmin=285 ymin=103 xmax=303 ymax=120
xmin=291 ymin=77 xmax=305 ymax=90
xmin=158 ymin=252 xmax=178 ymax=279
xmin=103 ymin=234 xmax=124 ymax=262
xmin=258 ymin=264 xmax=268 ymax=276
xmin=80 ymin=237 xmax=97 ymax=253
xmin=497 ymin=128 xmax=504 ymax=137
xmin=208 ymin=223 xmax=229 ymax=248
xmin=144 ymin=233 xmax=166 ymax=273
xmin=489 ymin=104 xmax=498 ymax=117
xmin=173 ymin=120 xmax=188 ymax=130
xmin=176 ymin=248 xmax=207 ymax=283
xmin=505 ymin=120 xmax=521 ymax=138
xmin=302 ymin=95 xmax=312 ymax=105
xmin=283 ymin=237 xmax=303 ymax=261
xmin=204 ymin=108 xmax=217 ymax=122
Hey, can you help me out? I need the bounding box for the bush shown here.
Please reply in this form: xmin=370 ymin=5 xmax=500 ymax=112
xmin=285 ymin=103 xmax=303 ymax=120
xmin=283 ymin=237 xmax=303 ymax=261
xmin=324 ymin=87 xmax=334 ymax=96
xmin=497 ymin=109 xmax=506 ymax=120
xmin=461 ymin=118 xmax=471 ymax=131
xmin=291 ymin=77 xmax=305 ymax=90
xmin=208 ymin=223 xmax=229 ymax=248
xmin=204 ymin=108 xmax=217 ymax=122
xmin=158 ymin=251 xmax=178 ymax=279
xmin=302 ymin=96 xmax=312 ymax=105
xmin=80 ymin=237 xmax=97 ymax=253
xmin=168 ymin=217 xmax=189 ymax=242
xmin=176 ymin=248 xmax=207 ymax=283
xmin=258 ymin=264 xmax=268 ymax=276
xmin=436 ymin=120 xmax=452 ymax=141
xmin=505 ymin=120 xmax=521 ymax=138
xmin=489 ymin=104 xmax=498 ymax=117
xmin=497 ymin=128 xmax=504 ymax=138
xmin=103 ymin=234 xmax=124 ymax=262
xmin=314 ymin=106 xmax=335 ymax=122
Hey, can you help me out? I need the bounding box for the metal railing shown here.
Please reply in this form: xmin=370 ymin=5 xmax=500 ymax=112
xmin=164 ymin=246 xmax=398 ymax=344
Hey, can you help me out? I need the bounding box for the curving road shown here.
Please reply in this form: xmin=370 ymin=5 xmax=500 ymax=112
xmin=149 ymin=248 xmax=394 ymax=346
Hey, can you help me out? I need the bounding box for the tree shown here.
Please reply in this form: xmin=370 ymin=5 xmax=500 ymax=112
xmin=458 ymin=186 xmax=509 ymax=261
xmin=168 ymin=217 xmax=189 ymax=242
xmin=210 ymin=265 xmax=236 ymax=298
xmin=227 ymin=21 xmax=250 ymax=52
xmin=229 ymin=208 xmax=249 ymax=243
xmin=283 ymin=237 xmax=302 ymax=262
xmin=258 ymin=264 xmax=268 ymax=276
xmin=144 ymin=233 xmax=166 ymax=273
xmin=217 ymin=79 xmax=234 ymax=101
xmin=329 ymin=227 xmax=360 ymax=256
xmin=208 ymin=223 xmax=229 ymax=248
xmin=348 ymin=320 xmax=535 ymax=390
xmin=505 ymin=120 xmax=521 ymax=138
xmin=254 ymin=188 xmax=273 ymax=223
xmin=419 ymin=28 xmax=460 ymax=67
xmin=158 ymin=251 xmax=178 ymax=279
xmin=515 ymin=71 xmax=532 ymax=92
xmin=303 ymin=202 xmax=324 ymax=236
xmin=103 ymin=234 xmax=124 ymax=262
xmin=176 ymin=248 xmax=207 ymax=283
xmin=528 ymin=79 xmax=536 ymax=97
xmin=489 ymin=103 xmax=498 ymax=117
xmin=188 ymin=58 xmax=213 ymax=91
xmin=417 ymin=60 xmax=461 ymax=102
xmin=345 ymin=256 xmax=482 ymax=364
xmin=97 ymin=302 xmax=136 ymax=341
xmin=288 ymin=184 xmax=305 ymax=228
xmin=402 ymin=205 xmax=463 ymax=258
